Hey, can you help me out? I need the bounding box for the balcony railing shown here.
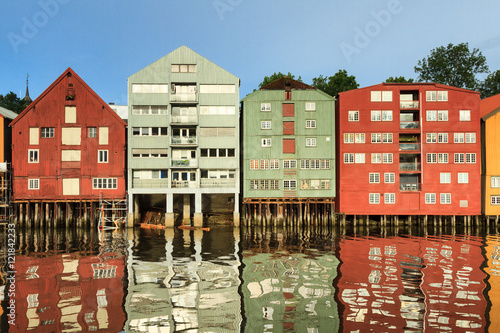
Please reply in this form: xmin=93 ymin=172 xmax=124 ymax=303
xmin=200 ymin=179 xmax=236 ymax=188
xmin=399 ymin=143 xmax=420 ymax=151
xmin=400 ymin=121 xmax=419 ymax=130
xmin=400 ymin=101 xmax=419 ymax=109
xmin=399 ymin=163 xmax=421 ymax=171
xmin=171 ymin=180 xmax=198 ymax=188
xmin=171 ymin=159 xmax=198 ymax=168
xmin=170 ymin=93 xmax=198 ymax=103
xmin=400 ymin=183 xmax=421 ymax=191
xmin=171 ymin=115 xmax=198 ymax=124
xmin=132 ymin=179 xmax=169 ymax=189
xmin=171 ymin=137 xmax=197 ymax=145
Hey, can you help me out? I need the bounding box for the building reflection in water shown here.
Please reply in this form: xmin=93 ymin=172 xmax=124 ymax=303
xmin=338 ymin=235 xmax=487 ymax=332
xmin=241 ymin=228 xmax=340 ymax=332
xmin=485 ymin=235 xmax=500 ymax=333
xmin=9 ymin=228 xmax=127 ymax=332
xmin=124 ymin=227 xmax=242 ymax=332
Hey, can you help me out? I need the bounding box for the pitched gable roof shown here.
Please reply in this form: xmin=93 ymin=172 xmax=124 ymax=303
xmin=260 ymin=77 xmax=315 ymax=90
xmin=0 ymin=106 xmax=18 ymax=120
xmin=480 ymin=93 xmax=500 ymax=118
xmin=10 ymin=67 xmax=127 ymax=127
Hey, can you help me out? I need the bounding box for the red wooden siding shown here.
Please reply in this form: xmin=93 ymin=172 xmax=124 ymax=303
xmin=283 ymin=139 xmax=295 ymax=154
xmin=283 ymin=121 xmax=294 ymax=135
xmin=283 ymin=103 xmax=294 ymax=117
xmin=10 ymin=68 xmax=127 ymax=201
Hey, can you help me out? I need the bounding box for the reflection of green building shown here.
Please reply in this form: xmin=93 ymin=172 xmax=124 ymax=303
xmin=242 ymin=252 xmax=340 ymax=332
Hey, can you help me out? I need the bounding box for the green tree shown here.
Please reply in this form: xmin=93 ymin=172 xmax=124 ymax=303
xmin=258 ymin=72 xmax=302 ymax=88
xmin=0 ymin=92 xmax=29 ymax=114
xmin=385 ymin=76 xmax=414 ymax=83
xmin=480 ymin=70 xmax=500 ymax=98
xmin=414 ymin=42 xmax=489 ymax=90
xmin=312 ymin=69 xmax=359 ymax=97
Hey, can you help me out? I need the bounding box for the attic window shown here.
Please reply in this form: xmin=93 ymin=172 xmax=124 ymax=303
xmin=67 ymin=72 xmax=72 ymax=78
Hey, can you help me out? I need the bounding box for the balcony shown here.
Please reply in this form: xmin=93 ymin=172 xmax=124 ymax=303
xmin=200 ymin=179 xmax=236 ymax=188
xmin=400 ymin=101 xmax=419 ymax=109
xmin=132 ymin=179 xmax=169 ymax=189
xmin=171 ymin=115 xmax=198 ymax=124
xmin=399 ymin=143 xmax=421 ymax=151
xmin=171 ymin=159 xmax=198 ymax=168
xmin=171 ymin=136 xmax=197 ymax=146
xmin=400 ymin=183 xmax=421 ymax=191
xmin=400 ymin=121 xmax=419 ymax=130
xmin=399 ymin=163 xmax=421 ymax=171
xmin=171 ymin=180 xmax=198 ymax=188
xmin=170 ymin=93 xmax=198 ymax=104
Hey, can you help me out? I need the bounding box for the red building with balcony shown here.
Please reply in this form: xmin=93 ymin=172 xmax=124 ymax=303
xmin=336 ymin=83 xmax=480 ymax=216
xmin=10 ymin=68 xmax=126 ymax=213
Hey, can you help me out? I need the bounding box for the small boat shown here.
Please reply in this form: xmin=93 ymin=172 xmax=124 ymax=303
xmin=178 ymin=220 xmax=210 ymax=232
xmin=139 ymin=223 xmax=166 ymax=230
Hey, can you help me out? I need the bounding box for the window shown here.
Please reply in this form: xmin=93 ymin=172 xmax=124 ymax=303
xmin=93 ymin=178 xmax=118 ymax=189
xmin=257 ymin=159 xmax=268 ymax=170
xmin=382 ymin=110 xmax=393 ymax=121
xmin=466 ymin=153 xmax=476 ymax=163
xmin=427 ymin=153 xmax=437 ymax=163
xmin=261 ymin=121 xmax=271 ymax=129
xmin=41 ymin=127 xmax=54 ymax=138
xmin=199 ymin=127 xmax=235 ymax=137
xmin=344 ymin=133 xmax=354 ymax=143
xmin=98 ymin=150 xmax=108 ymax=163
xmin=440 ymin=173 xmax=451 ymax=184
xmin=28 ymin=149 xmax=39 ymax=163
xmin=99 ymin=127 xmax=109 ymax=145
xmin=427 ymin=110 xmax=437 ymax=121
xmin=458 ymin=172 xmax=469 ymax=184
xmin=382 ymin=133 xmax=393 ymax=143
xmin=28 ymin=179 xmax=39 ymax=190
xmin=132 ymin=84 xmax=169 ymax=93
xmin=465 ymin=133 xmax=476 ymax=143
xmin=321 ymin=160 xmax=330 ymax=169
xmin=371 ymin=153 xmax=381 ymax=163
xmin=199 ymin=106 xmax=235 ymax=115
xmin=371 ymin=110 xmax=381 ymax=121
xmin=385 ymin=193 xmax=395 ymax=204
xmin=355 ymin=133 xmax=365 ymax=143
xmin=260 ymin=180 xmax=269 ymax=190
xmin=261 ymin=103 xmax=271 ymax=112
xmin=460 ymin=200 xmax=468 ymax=207
xmin=270 ymin=180 xmax=279 ymax=190
xmin=171 ymin=64 xmax=197 ymax=73
xmin=61 ymin=127 xmax=81 ymax=145
xmin=369 ymin=173 xmax=380 ymax=183
xmin=305 ymin=102 xmax=316 ymax=111
xmin=491 ymin=196 xmax=500 ymax=205
xmin=438 ymin=110 xmax=448 ymax=121
xmin=283 ymin=180 xmax=297 ymax=190
xmin=454 ymin=133 xmax=465 ymax=143
xmin=438 ymin=153 xmax=448 ymax=163
xmin=62 ymin=150 xmax=81 ymax=162
xmin=262 ymin=138 xmax=271 ymax=147
xmin=438 ymin=133 xmax=448 ymax=143
xmin=250 ymin=160 xmax=259 ymax=170
xmin=459 ymin=110 xmax=471 ymax=121
xmin=369 ymin=193 xmax=380 ymax=204
xmin=425 ymin=193 xmax=436 ymax=204
xmin=427 ymin=133 xmax=437 ymax=143
xmin=344 ymin=153 xmax=354 ymax=163
xmin=200 ymin=148 xmax=235 ymax=158
xmin=384 ymin=173 xmax=395 ymax=183
xmin=306 ymin=120 xmax=316 ymax=128
xmin=29 ymin=127 xmax=39 ymax=145
xmin=270 ymin=159 xmax=279 ymax=169
xmin=371 ymin=133 xmax=381 ymax=143
xmin=132 ymin=105 xmax=168 ymax=115
xmin=65 ymin=106 xmax=76 ymax=123
xmin=491 ymin=176 xmax=500 ymax=188
xmin=440 ymin=193 xmax=451 ymax=204
xmin=132 ymin=127 xmax=168 ymax=136
xmin=437 ymin=91 xmax=448 ymax=101
xmin=426 ymin=91 xmax=437 ymax=101
xmin=355 ymin=153 xmax=365 ymax=163
xmin=199 ymin=84 xmax=235 ymax=94
xmin=132 ymin=148 xmax=168 ymax=158
xmin=383 ymin=153 xmax=393 ymax=163
xmin=426 ymin=91 xmax=448 ymax=101
xmin=371 ymin=91 xmax=392 ymax=102
xmin=311 ymin=160 xmax=320 ymax=170
xmin=321 ymin=180 xmax=330 ymax=189
xmin=306 ymin=138 xmax=316 ymax=147
xmin=455 ymin=153 xmax=465 ymax=163
xmin=249 ymin=180 xmax=258 ymax=190
xmin=348 ymin=111 xmax=359 ymax=121
xmin=88 ymin=127 xmax=97 ymax=138
xmin=301 ymin=159 xmax=310 ymax=169
xmin=283 ymin=159 xmax=297 ymax=169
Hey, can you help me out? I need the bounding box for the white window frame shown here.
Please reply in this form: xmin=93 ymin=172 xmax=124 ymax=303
xmin=261 ymin=121 xmax=272 ymax=130
xmin=270 ymin=159 xmax=279 ymax=170
xmin=348 ymin=111 xmax=359 ymax=122
xmin=371 ymin=153 xmax=382 ymax=164
xmin=344 ymin=133 xmax=354 ymax=143
xmin=306 ymin=138 xmax=316 ymax=147
xmin=369 ymin=173 xmax=380 ymax=184
xmin=382 ymin=133 xmax=393 ymax=143
xmin=382 ymin=110 xmax=393 ymax=121
xmin=369 ymin=193 xmax=380 ymax=204
xmin=344 ymin=153 xmax=354 ymax=164
xmin=384 ymin=173 xmax=395 ymax=183
xmin=438 ymin=153 xmax=448 ymax=163
xmin=28 ymin=179 xmax=39 ymax=190
xmin=371 ymin=133 xmax=381 ymax=143
xmin=454 ymin=133 xmax=465 ymax=143
xmin=427 ymin=153 xmax=437 ymax=163
xmin=465 ymin=133 xmax=476 ymax=143
xmin=92 ymin=178 xmax=118 ymax=189
xmin=355 ymin=133 xmax=365 ymax=143
xmin=440 ymin=193 xmax=451 ymax=204
xmin=466 ymin=153 xmax=476 ymax=164
xmin=261 ymin=103 xmax=271 ymax=112
xmin=28 ymin=149 xmax=39 ymax=163
xmin=261 ymin=138 xmax=272 ymax=147
xmin=283 ymin=159 xmax=297 ymax=169
xmin=427 ymin=133 xmax=437 ymax=143
xmin=305 ymin=102 xmax=316 ymax=111
xmin=306 ymin=120 xmax=316 ymax=129
xmin=250 ymin=160 xmax=259 ymax=170
xmin=458 ymin=172 xmax=469 ymax=184
xmin=283 ymin=180 xmax=297 ymax=190
xmin=455 ymin=153 xmax=465 ymax=163
xmin=385 ymin=193 xmax=395 ymax=204
xmin=371 ymin=110 xmax=381 ymax=121
xmin=425 ymin=193 xmax=436 ymax=204
xmin=438 ymin=110 xmax=448 ymax=121
xmin=426 ymin=110 xmax=437 ymax=121
xmin=438 ymin=133 xmax=448 ymax=143
xmin=355 ymin=153 xmax=365 ymax=164
xmin=491 ymin=196 xmax=500 ymax=205
xmin=382 ymin=153 xmax=393 ymax=164
xmin=440 ymin=173 xmax=451 ymax=184
xmin=459 ymin=110 xmax=471 ymax=121
xmin=491 ymin=176 xmax=500 ymax=188
xmin=98 ymin=150 xmax=108 ymax=163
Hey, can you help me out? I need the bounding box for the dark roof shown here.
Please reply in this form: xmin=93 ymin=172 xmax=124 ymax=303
xmin=0 ymin=106 xmax=18 ymax=120
xmin=260 ymin=77 xmax=315 ymax=90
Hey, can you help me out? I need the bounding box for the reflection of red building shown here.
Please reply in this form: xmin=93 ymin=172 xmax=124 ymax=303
xmin=337 ymin=236 xmax=487 ymax=332
xmin=11 ymin=252 xmax=125 ymax=332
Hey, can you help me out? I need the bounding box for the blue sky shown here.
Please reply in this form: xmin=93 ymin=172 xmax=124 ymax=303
xmin=1 ymin=0 xmax=500 ymax=104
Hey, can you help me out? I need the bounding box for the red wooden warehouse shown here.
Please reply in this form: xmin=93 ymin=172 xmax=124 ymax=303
xmin=10 ymin=68 xmax=127 ymax=223
xmin=336 ymin=83 xmax=480 ymax=217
